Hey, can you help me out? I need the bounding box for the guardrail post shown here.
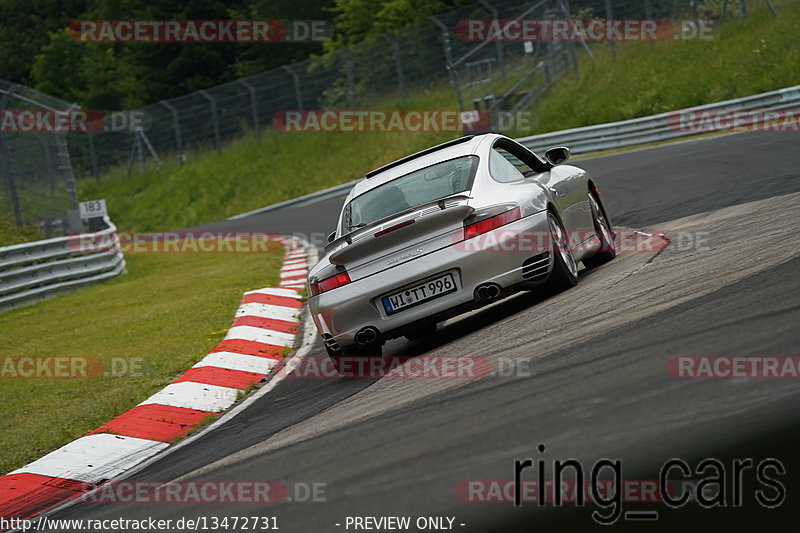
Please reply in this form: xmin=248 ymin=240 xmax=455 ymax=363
xmin=238 ymin=79 xmax=261 ymax=141
xmin=282 ymin=65 xmax=304 ymax=111
xmin=381 ymin=34 xmax=407 ymax=104
xmin=159 ymin=100 xmax=184 ymax=164
xmin=199 ymin=90 xmax=221 ymax=153
xmin=334 ymin=51 xmax=357 ymax=107
xmin=479 ymin=0 xmax=506 ymax=79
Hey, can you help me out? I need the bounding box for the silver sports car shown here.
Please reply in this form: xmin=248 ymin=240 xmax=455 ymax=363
xmin=307 ymin=133 xmax=616 ymax=366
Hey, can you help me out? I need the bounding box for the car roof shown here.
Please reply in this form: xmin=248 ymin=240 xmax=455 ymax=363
xmin=348 ymin=133 xmax=501 ymax=199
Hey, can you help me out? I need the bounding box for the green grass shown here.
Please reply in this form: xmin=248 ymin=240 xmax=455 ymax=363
xmin=531 ymin=2 xmax=800 ymax=132
xmin=78 ymin=129 xmax=455 ymax=231
xmin=0 ymin=214 xmax=40 ymax=247
xmin=0 ymin=245 xmax=283 ymax=475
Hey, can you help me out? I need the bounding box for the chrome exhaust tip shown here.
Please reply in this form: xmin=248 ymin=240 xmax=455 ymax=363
xmin=475 ymin=283 xmax=502 ymax=302
xmin=354 ymin=326 xmax=380 ymax=346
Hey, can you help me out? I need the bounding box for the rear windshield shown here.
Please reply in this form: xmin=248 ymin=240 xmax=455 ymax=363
xmin=342 ymin=155 xmax=478 ymax=233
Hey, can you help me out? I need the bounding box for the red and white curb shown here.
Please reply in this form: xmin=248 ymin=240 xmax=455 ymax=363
xmin=0 ymin=236 xmax=311 ymax=523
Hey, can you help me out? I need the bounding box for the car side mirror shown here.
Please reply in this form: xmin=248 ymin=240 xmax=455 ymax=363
xmin=327 ymin=231 xmax=336 ymax=243
xmin=544 ymin=146 xmax=570 ymax=167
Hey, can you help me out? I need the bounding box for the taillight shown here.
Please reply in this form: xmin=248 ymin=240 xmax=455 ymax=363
xmin=463 ymin=207 xmax=521 ymax=239
xmin=310 ymin=271 xmax=351 ymax=296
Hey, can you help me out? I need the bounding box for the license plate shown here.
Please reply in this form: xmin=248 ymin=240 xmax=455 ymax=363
xmin=381 ymin=273 xmax=457 ymax=315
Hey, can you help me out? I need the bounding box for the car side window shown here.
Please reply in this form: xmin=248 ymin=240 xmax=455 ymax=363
xmin=489 ymin=148 xmax=526 ymax=183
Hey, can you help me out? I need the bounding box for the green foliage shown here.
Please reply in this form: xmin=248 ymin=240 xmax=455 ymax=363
xmin=528 ymin=2 xmax=800 ymax=133
xmin=325 ymin=0 xmax=469 ymax=49
xmin=1 ymin=0 xmax=334 ymax=108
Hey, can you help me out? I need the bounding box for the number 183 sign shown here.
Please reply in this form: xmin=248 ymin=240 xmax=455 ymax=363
xmin=79 ymin=199 xmax=107 ymax=219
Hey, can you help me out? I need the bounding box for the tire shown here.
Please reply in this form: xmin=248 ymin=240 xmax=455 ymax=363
xmin=582 ymin=192 xmax=616 ymax=269
xmin=542 ymin=211 xmax=578 ymax=294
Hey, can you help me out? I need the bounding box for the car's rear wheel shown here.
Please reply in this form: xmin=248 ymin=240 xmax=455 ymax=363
xmin=582 ymin=192 xmax=616 ymax=269
xmin=542 ymin=211 xmax=578 ymax=294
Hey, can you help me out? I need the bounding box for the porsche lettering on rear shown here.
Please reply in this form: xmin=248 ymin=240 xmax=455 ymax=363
xmin=387 ymin=248 xmax=423 ymax=265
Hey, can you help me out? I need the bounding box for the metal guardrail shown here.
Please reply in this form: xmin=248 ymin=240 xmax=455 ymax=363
xmin=516 ymin=84 xmax=800 ymax=155
xmin=0 ymin=217 xmax=126 ymax=313
xmin=228 ymin=83 xmax=800 ymax=221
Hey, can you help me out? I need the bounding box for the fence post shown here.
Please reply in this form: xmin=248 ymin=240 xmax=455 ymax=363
xmin=721 ymin=0 xmax=728 ymax=20
xmin=429 ymin=16 xmax=464 ymax=112
xmin=558 ymin=0 xmax=580 ymax=72
xmin=0 ymin=132 xmax=22 ymax=226
xmin=334 ymin=51 xmax=357 ymax=107
xmin=479 ymin=0 xmax=506 ymax=79
xmin=0 ymin=84 xmax=22 ymax=225
xmin=604 ymin=0 xmax=616 ymax=58
xmin=238 ymin=79 xmax=261 ymax=141
xmin=738 ymin=0 xmax=746 ymax=18
xmin=61 ymin=104 xmax=80 ymax=212
xmin=199 ymin=90 xmax=221 ymax=153
xmin=38 ymin=135 xmax=55 ymax=193
xmin=381 ymin=34 xmax=407 ymax=104
xmin=87 ymin=132 xmax=99 ymax=182
xmin=282 ymin=65 xmax=304 ymax=111
xmin=159 ymin=100 xmax=184 ymax=164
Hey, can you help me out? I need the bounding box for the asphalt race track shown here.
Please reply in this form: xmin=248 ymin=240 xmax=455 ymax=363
xmin=51 ymin=130 xmax=800 ymax=531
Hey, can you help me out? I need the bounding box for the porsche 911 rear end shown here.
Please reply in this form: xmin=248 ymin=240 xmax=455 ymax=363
xmin=307 ymin=136 xmax=554 ymax=357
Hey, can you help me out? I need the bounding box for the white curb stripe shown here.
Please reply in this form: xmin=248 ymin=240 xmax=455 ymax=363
xmin=280 ymin=265 xmax=308 ymax=274
xmin=139 ymin=382 xmax=240 ymax=412
xmin=224 ymin=325 xmax=295 ymax=347
xmin=243 ymin=287 xmax=299 ymax=298
xmin=192 ymin=353 xmax=277 ymax=374
xmin=280 ymin=269 xmax=308 ymax=279
xmin=236 ymin=303 xmax=300 ymax=322
xmin=10 ymin=434 xmax=168 ymax=483
xmin=282 ymin=259 xmax=307 ymax=266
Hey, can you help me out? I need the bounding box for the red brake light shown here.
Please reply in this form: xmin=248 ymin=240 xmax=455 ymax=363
xmin=374 ymin=219 xmax=415 ymax=237
xmin=310 ymin=271 xmax=351 ymax=296
xmin=464 ymin=207 xmax=521 ymax=239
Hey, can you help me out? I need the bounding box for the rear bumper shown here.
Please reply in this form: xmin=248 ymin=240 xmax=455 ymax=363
xmin=309 ymin=210 xmax=551 ymax=348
